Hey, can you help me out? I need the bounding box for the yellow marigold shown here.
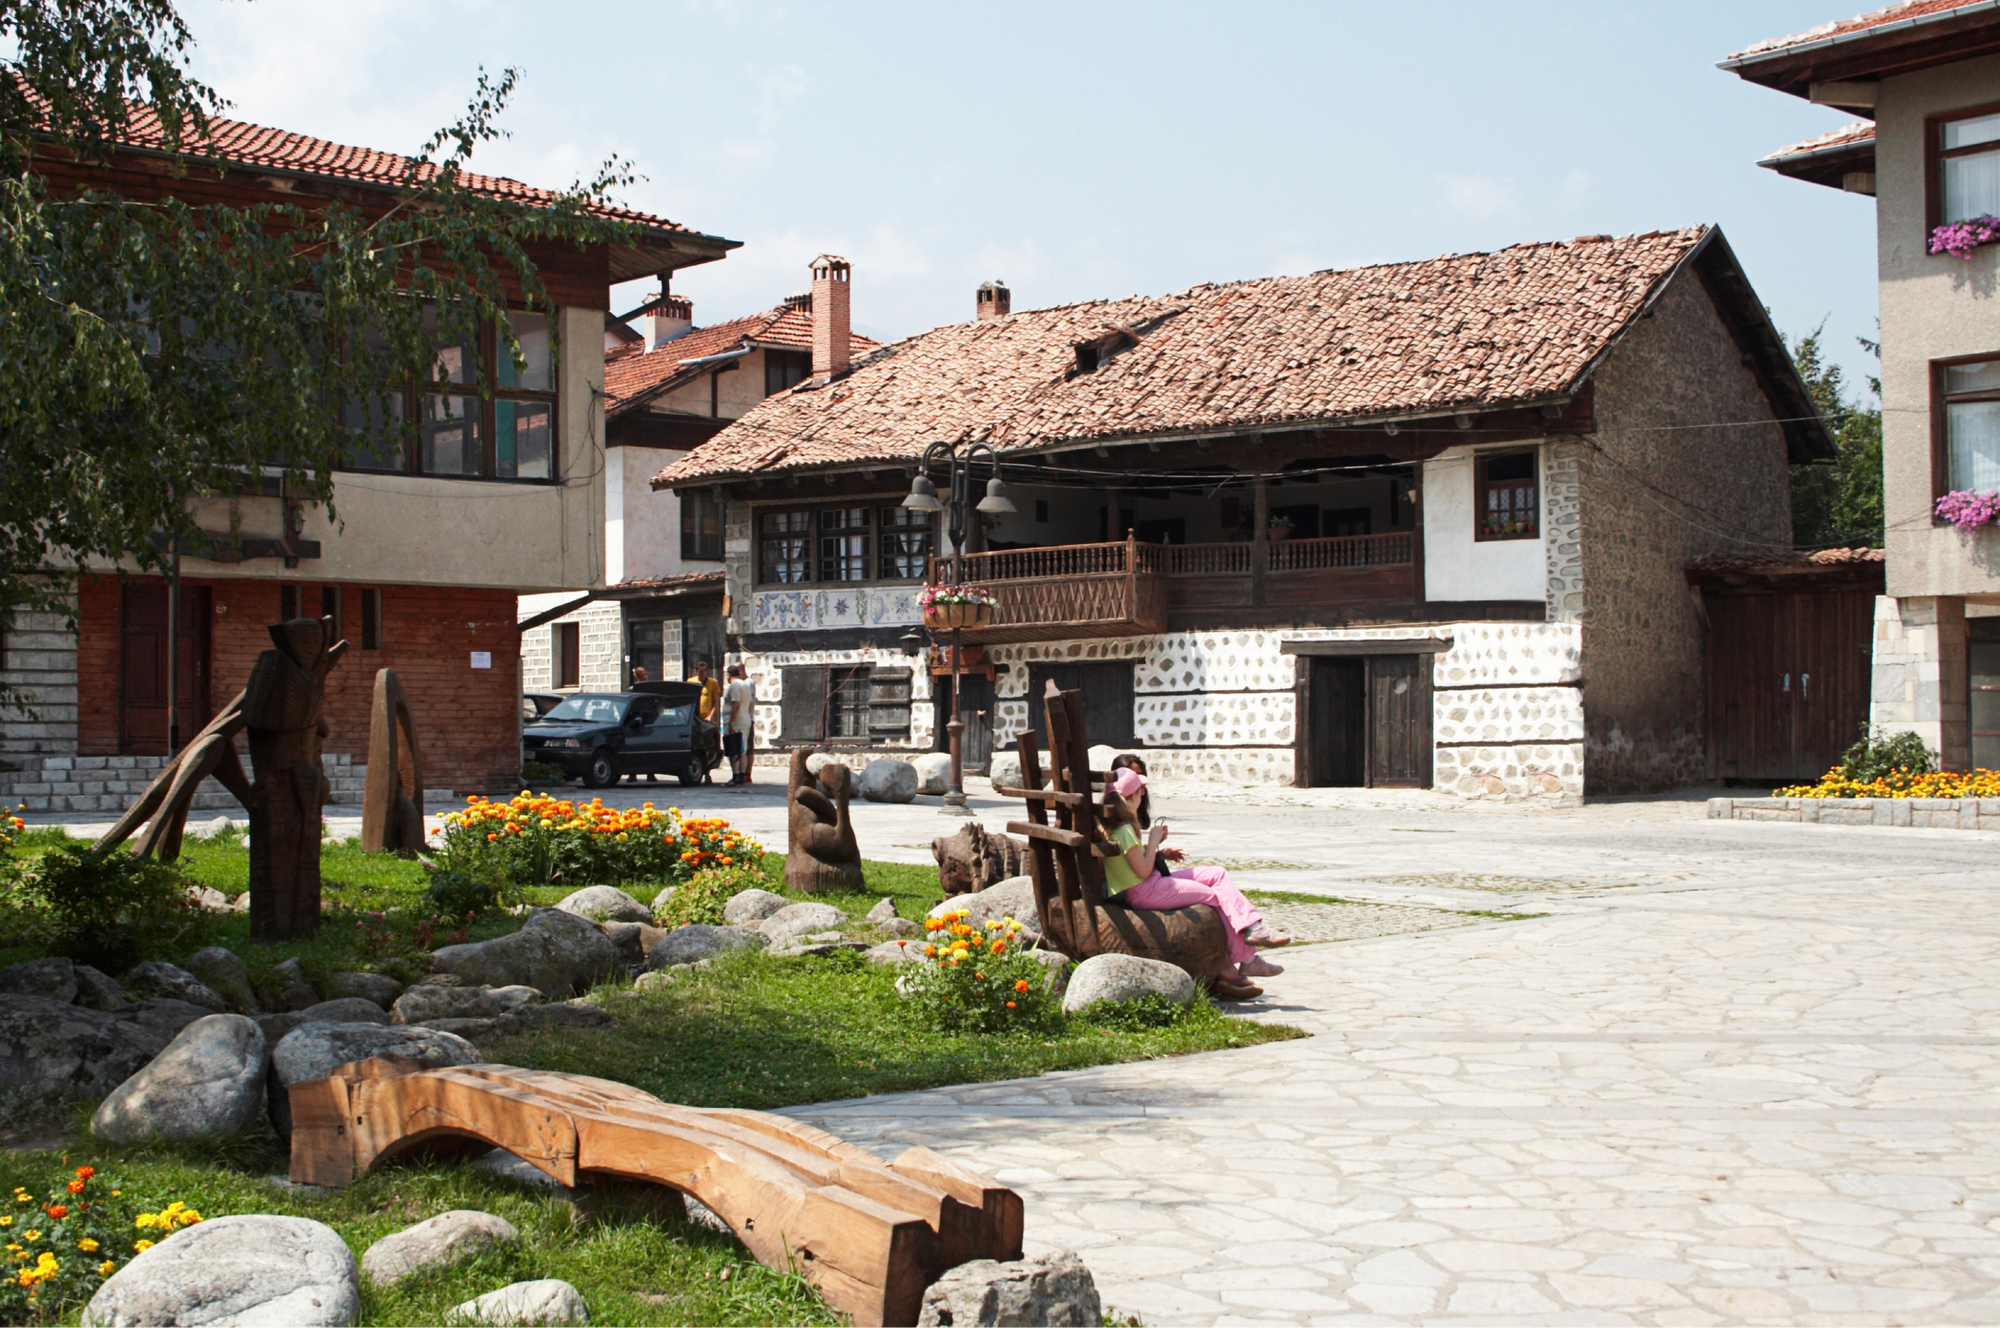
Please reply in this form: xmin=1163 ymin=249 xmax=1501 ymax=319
xmin=98 ymin=1260 xmax=115 ymax=1276
xmin=132 ymin=1239 xmax=152 ymax=1253
xmin=78 ymin=1238 xmax=98 ymax=1253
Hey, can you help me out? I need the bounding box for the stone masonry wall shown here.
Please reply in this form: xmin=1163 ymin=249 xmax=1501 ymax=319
xmin=1574 ymin=270 xmax=1793 ymax=794
xmin=0 ymin=595 xmax=79 ymax=759
xmin=521 ymin=600 xmax=624 ymax=693
xmin=737 ymin=646 xmax=936 ymax=752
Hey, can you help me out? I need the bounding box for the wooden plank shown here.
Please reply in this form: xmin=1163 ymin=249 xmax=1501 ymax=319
xmin=1006 ymin=820 xmax=1087 ymax=849
xmin=993 ymin=785 xmax=1085 ymax=806
xmin=890 ymin=1146 xmax=1025 ymax=1263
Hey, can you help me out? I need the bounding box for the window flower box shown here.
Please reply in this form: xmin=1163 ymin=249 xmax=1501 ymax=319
xmin=920 ymin=582 xmax=998 ymax=630
xmin=1931 ymin=216 xmax=2000 ymax=259
xmin=1935 ymin=489 xmax=2000 ymax=530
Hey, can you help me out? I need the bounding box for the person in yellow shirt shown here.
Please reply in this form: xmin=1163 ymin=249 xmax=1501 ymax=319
xmin=688 ymin=659 xmax=723 ymax=785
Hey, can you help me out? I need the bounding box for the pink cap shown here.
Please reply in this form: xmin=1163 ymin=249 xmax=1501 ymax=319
xmin=1109 ymin=767 xmax=1148 ymax=798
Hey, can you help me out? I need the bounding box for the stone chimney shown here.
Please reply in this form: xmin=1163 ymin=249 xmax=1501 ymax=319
xmin=977 ymin=280 xmax=1010 ymax=321
xmin=810 ymin=255 xmax=851 ymax=380
xmin=643 ymin=294 xmax=693 ymax=352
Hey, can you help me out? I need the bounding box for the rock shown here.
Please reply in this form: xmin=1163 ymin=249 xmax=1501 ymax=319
xmin=122 ymin=997 xmax=214 ymax=1041
xmin=421 ymin=973 xmax=469 ymax=988
xmin=392 ymin=984 xmax=542 ymax=1025
xmin=1032 ymin=949 xmax=1070 ymax=992
xmin=554 ymin=885 xmax=652 ymax=925
xmin=1060 ymin=953 xmax=1197 ymax=1015
xmin=721 ymin=888 xmax=790 ymax=926
xmin=83 ymin=1213 xmax=361 ymax=1327
xmin=863 ymin=940 xmax=921 ymax=965
xmin=268 ymin=1022 xmax=480 ymax=1141
xmin=91 ymin=1013 xmax=266 ymax=1144
xmin=301 ymin=998 xmax=392 ymax=1025
xmin=0 ymin=995 xmax=201 ymax=1108
xmin=272 ymin=957 xmax=322 ymax=1011
xmin=933 ymin=823 xmax=1030 ymax=898
xmin=635 ymin=923 xmax=670 ymax=956
xmin=478 ymin=1148 xmax=573 ymax=1193
xmin=188 ymin=884 xmax=234 ymax=911
xmin=804 ymin=751 xmax=836 ymax=778
xmin=124 ymin=960 xmax=228 ymax=1012
xmin=232 ymin=891 xmax=252 ymax=912
xmin=362 ymin=1210 xmax=519 ymax=1286
xmin=858 ymin=758 xmax=918 ymax=803
xmin=324 ymin=971 xmax=406 ymax=1008
xmin=864 ymin=897 xmax=899 ymax=925
xmin=448 ymin=1278 xmax=589 ymax=1326
xmin=648 ymin=884 xmax=675 ymax=911
xmin=599 ymin=922 xmax=644 ymax=967
xmin=632 ymin=970 xmax=678 ymax=992
xmin=986 ymin=751 xmax=1023 ymax=792
xmin=72 ymin=965 xmax=129 ymax=1011
xmin=642 ymin=924 xmax=766 ymax=969
xmin=202 ymin=814 xmax=237 ymax=838
xmin=911 ymin=751 xmax=952 ymax=796
xmin=928 ymin=876 xmax=1041 ymax=939
xmin=186 ymin=946 xmax=261 ymax=1013
xmin=0 ymin=957 xmax=76 ymax=1003
xmin=496 ymin=1003 xmax=614 ymax=1034
xmin=880 ymin=917 xmax=922 ymax=938
xmin=430 ymin=909 xmax=619 ymax=998
xmin=760 ymin=901 xmax=848 ymax=948
xmin=918 ymin=1249 xmax=1102 ymax=1327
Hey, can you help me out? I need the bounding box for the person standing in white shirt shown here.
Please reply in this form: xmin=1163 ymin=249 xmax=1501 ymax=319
xmin=721 ymin=664 xmax=757 ymax=786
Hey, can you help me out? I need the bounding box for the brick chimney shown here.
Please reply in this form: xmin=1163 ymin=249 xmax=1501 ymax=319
xmin=643 ymin=294 xmax=693 ymax=352
xmin=810 ymin=255 xmax=851 ymax=380
xmin=977 ymin=280 xmax=1010 ymax=321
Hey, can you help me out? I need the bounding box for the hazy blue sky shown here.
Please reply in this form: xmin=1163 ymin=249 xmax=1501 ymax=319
xmin=182 ymin=0 xmax=1880 ymax=394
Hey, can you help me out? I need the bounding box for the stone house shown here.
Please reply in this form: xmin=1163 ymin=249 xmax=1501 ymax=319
xmin=654 ymin=228 xmax=1831 ymax=797
xmin=0 ymin=108 xmax=736 ymax=811
xmin=1725 ymin=1 xmax=2000 ymax=770
xmin=519 ymin=259 xmax=881 ymax=697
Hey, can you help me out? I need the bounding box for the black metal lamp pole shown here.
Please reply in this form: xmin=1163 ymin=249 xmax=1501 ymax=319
xmin=905 ymin=441 xmax=1013 ymax=815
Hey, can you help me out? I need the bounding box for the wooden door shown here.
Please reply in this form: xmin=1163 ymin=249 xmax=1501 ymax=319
xmin=1306 ymin=656 xmax=1366 ymax=786
xmin=952 ymin=674 xmax=994 ymax=773
xmin=1972 ymin=620 xmax=2000 ymax=772
xmin=780 ymin=665 xmax=828 ymax=743
xmin=1704 ymin=587 xmax=1874 ymax=782
xmin=1026 ymin=662 xmax=1135 ymax=750
xmin=120 ymin=583 xmax=210 ymax=754
xmin=1369 ymin=654 xmax=1432 ymax=787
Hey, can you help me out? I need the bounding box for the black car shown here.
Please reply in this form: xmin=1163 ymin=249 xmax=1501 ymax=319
xmin=521 ymin=683 xmax=721 ymax=788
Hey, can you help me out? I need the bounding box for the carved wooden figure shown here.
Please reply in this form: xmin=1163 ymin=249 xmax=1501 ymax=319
xmin=931 ymin=822 xmax=1029 ymax=898
xmin=785 ymin=749 xmax=864 ymax=893
xmin=244 ymin=617 xmax=346 ymax=940
xmin=92 ymin=695 xmax=251 ymax=864
xmin=360 ymin=668 xmax=426 ymax=854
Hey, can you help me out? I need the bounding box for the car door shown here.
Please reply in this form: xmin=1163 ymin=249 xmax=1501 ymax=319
xmin=655 ymin=702 xmax=696 ymax=771
xmin=621 ymin=698 xmax=667 ymax=772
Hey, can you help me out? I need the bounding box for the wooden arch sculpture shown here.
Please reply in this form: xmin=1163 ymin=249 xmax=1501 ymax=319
xmin=998 ymin=684 xmax=1232 ymax=986
xmin=361 ymin=668 xmax=425 ymax=853
xmin=288 ymin=1057 xmax=1021 ymax=1327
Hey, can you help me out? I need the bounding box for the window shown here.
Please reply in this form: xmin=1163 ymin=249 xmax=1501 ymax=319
xmin=1476 ymin=451 xmax=1538 ymax=540
xmin=554 ymin=622 xmax=581 ymax=689
xmin=1942 ymin=358 xmax=2000 ymax=494
xmin=759 ymin=510 xmax=811 ymax=583
xmin=818 ymin=508 xmax=871 ymax=582
xmin=765 ymin=349 xmax=811 ymax=396
xmin=341 ymin=309 xmax=556 ymax=480
xmin=319 ymin=585 xmax=342 ymax=638
xmin=360 ymin=589 xmax=383 ymax=650
xmin=279 ymin=585 xmax=301 ymax=620
xmin=758 ymin=506 xmax=933 ymax=584
xmin=878 ymin=506 xmax=936 ymax=580
xmin=681 ymin=488 xmax=725 ymax=561
xmin=828 ymin=666 xmax=873 ymax=739
xmin=781 ymin=664 xmax=913 ymax=742
xmin=1938 ymin=107 xmax=2000 ymax=227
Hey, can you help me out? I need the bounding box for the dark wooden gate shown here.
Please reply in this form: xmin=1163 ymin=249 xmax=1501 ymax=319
xmin=1299 ymin=650 xmax=1433 ymax=787
xmin=1026 ymin=662 xmax=1135 ymax=750
xmin=119 ymin=582 xmax=211 ymax=754
xmin=1692 ymin=555 xmax=1882 ymax=784
xmin=1306 ymin=657 xmax=1365 ymax=786
xmin=1369 ymin=654 xmax=1432 ymax=787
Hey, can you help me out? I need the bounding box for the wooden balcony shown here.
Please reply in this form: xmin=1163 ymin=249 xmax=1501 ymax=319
xmin=929 ymin=531 xmax=1417 ymax=643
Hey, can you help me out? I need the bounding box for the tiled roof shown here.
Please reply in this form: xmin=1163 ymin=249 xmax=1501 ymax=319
xmin=1685 ymin=546 xmax=1886 ymax=582
xmin=604 ymin=305 xmax=881 ymax=411
xmin=606 ymin=571 xmax=726 ymax=593
xmin=656 ymin=228 xmax=1719 ymax=487
xmin=1724 ymin=1 xmax=1988 ymax=63
xmin=1761 ymin=121 xmax=1877 ymax=164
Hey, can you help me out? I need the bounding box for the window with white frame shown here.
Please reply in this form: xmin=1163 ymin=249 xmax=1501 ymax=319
xmin=1944 ymin=357 xmax=2000 ymax=494
xmin=1940 ymin=108 xmax=2000 ymax=226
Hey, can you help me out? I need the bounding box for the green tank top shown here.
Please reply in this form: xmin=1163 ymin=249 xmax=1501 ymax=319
xmin=1101 ymin=822 xmax=1144 ymax=895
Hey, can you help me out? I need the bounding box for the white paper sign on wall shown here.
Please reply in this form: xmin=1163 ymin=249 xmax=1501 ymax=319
xmin=470 ymin=651 xmax=492 ymax=670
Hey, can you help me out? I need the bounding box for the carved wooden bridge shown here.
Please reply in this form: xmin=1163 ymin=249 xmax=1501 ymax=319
xmin=288 ymin=1057 xmax=1022 ymax=1326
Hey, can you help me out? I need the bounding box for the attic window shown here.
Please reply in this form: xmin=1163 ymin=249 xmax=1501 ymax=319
xmin=1074 ymin=344 xmax=1100 ymax=374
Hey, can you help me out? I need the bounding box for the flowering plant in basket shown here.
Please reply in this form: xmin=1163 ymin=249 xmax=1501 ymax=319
xmin=0 ymin=1166 xmax=199 ymax=1325
xmin=1936 ymin=489 xmax=2000 ymax=530
xmin=1931 ymin=216 xmax=2000 ymax=259
xmin=918 ymin=583 xmax=998 ymax=611
xmin=900 ymin=910 xmax=1059 ymax=1032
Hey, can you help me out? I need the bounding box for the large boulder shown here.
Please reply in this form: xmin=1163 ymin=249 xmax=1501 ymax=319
xmin=911 ymin=751 xmax=952 ymax=796
xmin=858 ymin=758 xmax=918 ymax=804
xmin=554 ymin=886 xmax=652 ymax=925
xmin=448 ymin=1278 xmax=589 ymax=1326
xmin=362 ymin=1210 xmax=519 ymax=1286
xmin=268 ymin=1022 xmax=480 ymax=1141
xmin=986 ymin=751 xmax=1023 ymax=792
xmin=0 ymin=957 xmax=76 ymax=1003
xmin=254 ymin=998 xmax=392 ymax=1045
xmin=124 ymin=960 xmax=227 ymax=1012
xmin=186 ymin=947 xmax=261 ymax=1013
xmin=865 ymin=897 xmax=899 ymax=925
xmin=760 ymin=902 xmax=848 ymax=948
xmin=643 ymin=925 xmax=766 ymax=970
xmin=429 ymin=908 xmax=619 ymax=998
xmin=918 ymin=1249 xmax=1102 ymax=1327
xmin=928 ymin=876 xmax=1041 ymax=940
xmin=73 ymin=965 xmax=130 ymax=1011
xmin=91 ymin=1013 xmax=266 ymax=1144
xmin=83 ymin=1214 xmax=361 ymax=1327
xmin=0 ymin=995 xmax=203 ymax=1109
xmin=392 ymin=984 xmax=542 ymax=1025
xmin=324 ymin=971 xmax=406 ymax=1009
xmin=722 ymin=888 xmax=790 ymax=926
xmin=271 ymin=957 xmax=322 ymax=1011
xmin=864 ymin=940 xmax=921 ymax=965
xmin=1060 ymin=954 xmax=1197 ymax=1015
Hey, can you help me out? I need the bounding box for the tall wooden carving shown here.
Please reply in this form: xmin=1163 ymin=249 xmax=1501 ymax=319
xmin=786 ymin=749 xmax=864 ymax=893
xmin=360 ymin=668 xmax=425 ymax=854
xmin=244 ymin=617 xmax=346 ymax=940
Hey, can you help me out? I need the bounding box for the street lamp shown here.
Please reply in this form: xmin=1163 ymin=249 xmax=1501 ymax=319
xmin=906 ymin=441 xmax=1014 ymax=814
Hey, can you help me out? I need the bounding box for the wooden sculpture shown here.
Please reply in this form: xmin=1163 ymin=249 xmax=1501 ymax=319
xmin=288 ymin=1056 xmax=1023 ymax=1327
xmin=243 ymin=617 xmax=346 ymax=940
xmin=931 ymin=822 xmax=1029 ymax=898
xmin=786 ymin=749 xmax=864 ymax=893
xmin=92 ymin=694 xmax=251 ymax=865
xmin=999 ymin=684 xmax=1231 ymax=987
xmin=360 ymin=667 xmax=425 ymax=854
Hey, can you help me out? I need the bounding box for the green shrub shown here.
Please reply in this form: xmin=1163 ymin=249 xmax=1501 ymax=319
xmin=519 ymin=761 xmax=566 ymax=785
xmin=655 ymin=864 xmax=772 ymax=928
xmin=1077 ymin=992 xmax=1196 ymax=1031
xmin=424 ymin=866 xmax=509 ymax=920
xmin=1837 ymin=725 xmax=1937 ymax=783
xmin=17 ymin=850 xmax=194 ymax=973
xmin=0 ymin=1163 xmax=194 ymax=1325
xmin=901 ymin=910 xmax=1060 ymax=1033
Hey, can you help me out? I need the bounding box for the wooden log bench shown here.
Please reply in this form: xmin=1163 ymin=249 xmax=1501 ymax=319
xmin=287 ymin=1056 xmax=1021 ymax=1327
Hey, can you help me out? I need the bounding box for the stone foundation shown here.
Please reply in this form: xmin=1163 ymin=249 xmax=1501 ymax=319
xmin=0 ymin=752 xmax=440 ymax=816
xmin=1708 ymin=795 xmax=2000 ymax=832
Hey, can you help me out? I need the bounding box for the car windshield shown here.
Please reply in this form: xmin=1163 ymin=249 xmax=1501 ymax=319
xmin=540 ymin=695 xmax=627 ymax=725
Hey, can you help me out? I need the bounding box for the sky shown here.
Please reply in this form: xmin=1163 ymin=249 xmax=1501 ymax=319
xmin=179 ymin=0 xmax=1881 ymax=397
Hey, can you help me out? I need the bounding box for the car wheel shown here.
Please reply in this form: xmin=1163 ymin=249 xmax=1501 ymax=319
xmin=583 ymin=749 xmax=618 ymax=789
xmin=677 ymin=756 xmax=703 ymax=787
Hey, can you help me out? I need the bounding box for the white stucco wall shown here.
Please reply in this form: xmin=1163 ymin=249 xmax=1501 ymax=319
xmin=1422 ymin=445 xmax=1547 ymax=602
xmin=619 ymin=447 xmax=704 ymax=582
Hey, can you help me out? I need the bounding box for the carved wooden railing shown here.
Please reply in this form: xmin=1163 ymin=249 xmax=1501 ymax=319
xmin=1266 ymin=531 xmax=1414 ymax=572
xmin=926 ymin=536 xmax=1167 ymax=643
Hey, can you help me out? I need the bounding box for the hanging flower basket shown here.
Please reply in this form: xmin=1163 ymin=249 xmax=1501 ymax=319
xmin=1931 ymin=216 xmax=2000 ymax=259
xmin=1936 ymin=489 xmax=2000 ymax=530
xmin=920 ymin=582 xmax=998 ymax=629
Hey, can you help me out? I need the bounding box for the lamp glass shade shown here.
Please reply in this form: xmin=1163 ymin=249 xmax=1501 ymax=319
xmin=902 ymin=474 xmax=943 ymax=512
xmin=976 ymin=477 xmax=1017 ymax=514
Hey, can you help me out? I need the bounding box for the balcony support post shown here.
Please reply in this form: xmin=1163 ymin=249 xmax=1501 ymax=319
xmin=1250 ymin=474 xmax=1269 ymax=608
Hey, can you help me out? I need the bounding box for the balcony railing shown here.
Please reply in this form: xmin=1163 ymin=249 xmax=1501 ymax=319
xmin=928 ymin=531 xmax=1417 ymax=642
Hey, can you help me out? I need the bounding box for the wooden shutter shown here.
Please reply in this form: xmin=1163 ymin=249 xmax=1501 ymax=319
xmin=869 ymin=667 xmax=912 ymax=739
xmin=781 ymin=665 xmax=828 ymax=743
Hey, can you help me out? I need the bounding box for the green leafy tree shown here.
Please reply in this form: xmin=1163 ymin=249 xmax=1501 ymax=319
xmin=0 ymin=0 xmax=635 ymax=705
xmin=1787 ymin=324 xmax=1884 ymax=548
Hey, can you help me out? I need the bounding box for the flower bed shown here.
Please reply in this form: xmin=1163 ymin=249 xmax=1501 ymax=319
xmin=437 ymin=796 xmax=761 ymax=889
xmin=0 ymin=1166 xmax=197 ymax=1324
xmin=1931 ymin=216 xmax=2000 ymax=259
xmin=899 ymin=909 xmax=1057 ymax=1032
xmin=1777 ymin=767 xmax=2000 ymax=799
xmin=1936 ymin=489 xmax=2000 ymax=530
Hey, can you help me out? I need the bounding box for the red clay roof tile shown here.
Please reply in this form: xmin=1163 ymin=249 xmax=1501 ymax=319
xmin=1724 ymin=1 xmax=1989 ymax=64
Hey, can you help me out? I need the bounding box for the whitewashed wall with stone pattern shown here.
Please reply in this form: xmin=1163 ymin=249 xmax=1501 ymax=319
xmin=738 ymin=646 xmax=935 ymax=751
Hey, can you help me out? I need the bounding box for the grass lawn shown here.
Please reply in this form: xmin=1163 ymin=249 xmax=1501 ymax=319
xmin=0 ymin=829 xmax=1301 ymax=1325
